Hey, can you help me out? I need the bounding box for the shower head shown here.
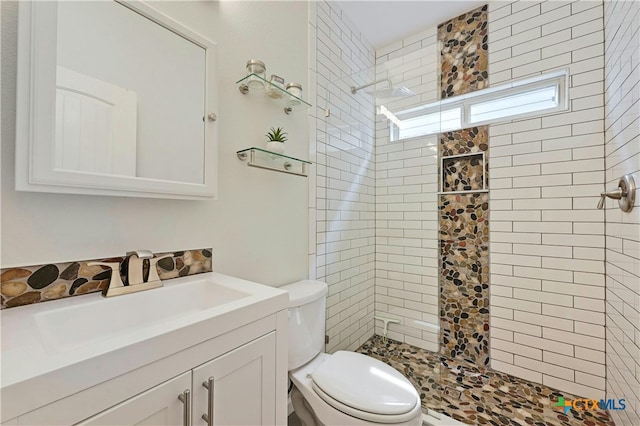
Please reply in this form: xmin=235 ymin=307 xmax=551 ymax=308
xmin=351 ymin=78 xmax=415 ymax=98
xmin=371 ymin=86 xmax=415 ymax=98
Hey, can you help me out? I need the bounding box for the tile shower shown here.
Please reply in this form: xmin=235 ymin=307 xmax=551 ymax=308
xmin=313 ymin=0 xmax=639 ymax=424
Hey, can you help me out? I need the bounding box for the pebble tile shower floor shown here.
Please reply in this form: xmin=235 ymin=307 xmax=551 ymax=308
xmin=356 ymin=335 xmax=614 ymax=426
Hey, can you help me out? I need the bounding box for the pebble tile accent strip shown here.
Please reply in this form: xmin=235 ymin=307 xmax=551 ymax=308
xmin=438 ymin=5 xmax=490 ymax=365
xmin=357 ymin=335 xmax=615 ymax=426
xmin=438 ymin=5 xmax=489 ymax=99
xmin=440 ymin=192 xmax=490 ymax=365
xmin=439 ymin=127 xmax=490 ymax=365
xmin=0 ymin=248 xmax=212 ymax=309
xmin=441 ymin=126 xmax=489 ymax=157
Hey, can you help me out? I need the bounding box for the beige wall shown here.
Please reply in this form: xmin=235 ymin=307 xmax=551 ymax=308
xmin=1 ymin=1 xmax=309 ymax=287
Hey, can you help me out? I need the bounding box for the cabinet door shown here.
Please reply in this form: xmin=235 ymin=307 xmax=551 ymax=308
xmin=193 ymin=332 xmax=276 ymax=426
xmin=76 ymin=372 xmax=191 ymax=426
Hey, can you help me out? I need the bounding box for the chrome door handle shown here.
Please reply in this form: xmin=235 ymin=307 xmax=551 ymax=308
xmin=202 ymin=377 xmax=214 ymax=425
xmin=177 ymin=389 xmax=191 ymax=426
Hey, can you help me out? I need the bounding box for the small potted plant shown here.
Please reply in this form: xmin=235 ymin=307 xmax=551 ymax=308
xmin=265 ymin=127 xmax=287 ymax=154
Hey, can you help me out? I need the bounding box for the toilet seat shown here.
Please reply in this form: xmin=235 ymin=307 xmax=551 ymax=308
xmin=310 ymin=351 xmax=420 ymax=423
xmin=290 ymin=352 xmax=423 ymax=426
xmin=311 ymin=380 xmax=420 ymax=424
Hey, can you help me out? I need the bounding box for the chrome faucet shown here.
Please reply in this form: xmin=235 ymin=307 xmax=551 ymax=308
xmin=122 ymin=250 xmax=153 ymax=286
xmin=88 ymin=250 xmax=171 ymax=297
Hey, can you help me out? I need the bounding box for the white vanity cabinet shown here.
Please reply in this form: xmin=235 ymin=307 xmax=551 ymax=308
xmin=78 ymin=372 xmax=191 ymax=426
xmin=78 ymin=333 xmax=277 ymax=426
xmin=193 ymin=333 xmax=276 ymax=425
xmin=11 ymin=320 xmax=284 ymax=426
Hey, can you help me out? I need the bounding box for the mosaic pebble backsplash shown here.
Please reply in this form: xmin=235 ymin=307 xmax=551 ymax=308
xmin=357 ymin=335 xmax=615 ymax=426
xmin=0 ymin=248 xmax=212 ymax=309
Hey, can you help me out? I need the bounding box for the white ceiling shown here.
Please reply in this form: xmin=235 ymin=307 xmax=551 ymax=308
xmin=334 ymin=1 xmax=488 ymax=49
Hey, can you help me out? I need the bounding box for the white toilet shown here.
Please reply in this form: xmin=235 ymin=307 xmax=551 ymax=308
xmin=281 ymin=280 xmax=423 ymax=426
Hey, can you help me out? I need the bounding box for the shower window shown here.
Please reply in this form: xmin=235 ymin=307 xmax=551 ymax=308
xmin=384 ymin=69 xmax=568 ymax=142
xmin=387 ymin=106 xmax=462 ymax=140
xmin=468 ymin=85 xmax=559 ymax=124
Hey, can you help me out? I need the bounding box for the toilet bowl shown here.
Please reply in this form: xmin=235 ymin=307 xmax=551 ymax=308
xmin=281 ymin=280 xmax=422 ymax=426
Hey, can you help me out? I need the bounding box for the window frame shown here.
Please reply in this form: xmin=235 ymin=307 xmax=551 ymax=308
xmin=385 ymin=69 xmax=569 ymax=142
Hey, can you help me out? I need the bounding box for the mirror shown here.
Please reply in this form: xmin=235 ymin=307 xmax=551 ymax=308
xmin=16 ymin=1 xmax=218 ymax=199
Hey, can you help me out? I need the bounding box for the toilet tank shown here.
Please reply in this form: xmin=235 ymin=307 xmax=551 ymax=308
xmin=279 ymin=280 xmax=328 ymax=371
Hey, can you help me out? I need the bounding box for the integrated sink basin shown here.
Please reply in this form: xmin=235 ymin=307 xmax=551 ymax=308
xmin=34 ymin=276 xmax=251 ymax=353
xmin=1 ymin=272 xmax=288 ymax=422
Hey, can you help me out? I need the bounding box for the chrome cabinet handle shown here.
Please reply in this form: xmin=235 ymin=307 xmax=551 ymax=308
xmin=177 ymin=389 xmax=191 ymax=426
xmin=202 ymin=377 xmax=214 ymax=425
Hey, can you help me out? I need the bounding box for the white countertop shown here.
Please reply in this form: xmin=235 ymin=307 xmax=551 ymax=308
xmin=0 ymin=272 xmax=288 ymax=421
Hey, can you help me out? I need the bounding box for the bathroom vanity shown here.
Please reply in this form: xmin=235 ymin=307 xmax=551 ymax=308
xmin=0 ymin=273 xmax=288 ymax=425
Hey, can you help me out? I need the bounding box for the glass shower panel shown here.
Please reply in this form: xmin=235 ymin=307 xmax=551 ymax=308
xmin=371 ymin=39 xmax=444 ymax=420
xmin=319 ymin=74 xmax=377 ymax=355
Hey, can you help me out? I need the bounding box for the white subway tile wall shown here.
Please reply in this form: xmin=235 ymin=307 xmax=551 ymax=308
xmin=488 ymin=0 xmax=607 ymax=400
xmin=310 ymin=1 xmax=640 ymax=413
xmin=603 ymin=0 xmax=640 ymax=423
xmin=309 ymin=1 xmax=377 ymax=352
xmin=373 ymin=30 xmax=441 ymax=352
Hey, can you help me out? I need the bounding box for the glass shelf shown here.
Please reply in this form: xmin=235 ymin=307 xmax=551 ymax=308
xmin=237 ymin=147 xmax=311 ymax=177
xmin=236 ymin=74 xmax=311 ymax=114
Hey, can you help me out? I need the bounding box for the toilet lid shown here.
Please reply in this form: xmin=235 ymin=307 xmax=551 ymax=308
xmin=311 ymin=351 xmax=418 ymax=415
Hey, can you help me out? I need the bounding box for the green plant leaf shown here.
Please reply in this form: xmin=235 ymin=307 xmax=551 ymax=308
xmin=266 ymin=126 xmax=288 ymax=142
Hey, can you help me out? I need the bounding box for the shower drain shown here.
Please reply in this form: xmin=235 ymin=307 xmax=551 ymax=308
xmin=443 ymin=387 xmax=462 ymax=400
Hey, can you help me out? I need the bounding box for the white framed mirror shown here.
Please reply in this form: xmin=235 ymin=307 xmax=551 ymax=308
xmin=15 ymin=0 xmax=218 ymax=199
